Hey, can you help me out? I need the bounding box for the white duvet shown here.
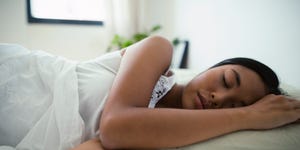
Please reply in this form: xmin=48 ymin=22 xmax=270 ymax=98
xmin=0 ymin=44 xmax=84 ymax=150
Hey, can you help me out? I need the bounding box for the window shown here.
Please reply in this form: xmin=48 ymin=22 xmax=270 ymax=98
xmin=27 ymin=0 xmax=105 ymax=25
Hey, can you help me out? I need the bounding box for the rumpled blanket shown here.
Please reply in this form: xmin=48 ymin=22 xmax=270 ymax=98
xmin=0 ymin=44 xmax=84 ymax=150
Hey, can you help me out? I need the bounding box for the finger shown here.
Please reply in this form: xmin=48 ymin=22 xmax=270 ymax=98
xmin=291 ymin=100 xmax=300 ymax=109
xmin=282 ymin=96 xmax=300 ymax=108
xmin=286 ymin=95 xmax=300 ymax=101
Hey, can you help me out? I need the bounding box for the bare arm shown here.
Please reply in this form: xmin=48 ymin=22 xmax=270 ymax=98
xmin=71 ymin=138 xmax=105 ymax=150
xmin=99 ymin=36 xmax=245 ymax=149
xmin=99 ymin=36 xmax=300 ymax=149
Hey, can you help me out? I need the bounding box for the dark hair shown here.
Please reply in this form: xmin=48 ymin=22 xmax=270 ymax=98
xmin=211 ymin=57 xmax=282 ymax=95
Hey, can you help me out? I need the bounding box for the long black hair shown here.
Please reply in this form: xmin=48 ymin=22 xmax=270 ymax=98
xmin=211 ymin=57 xmax=282 ymax=95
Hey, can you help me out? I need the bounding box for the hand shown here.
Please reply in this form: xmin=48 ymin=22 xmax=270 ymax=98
xmin=245 ymin=94 xmax=300 ymax=130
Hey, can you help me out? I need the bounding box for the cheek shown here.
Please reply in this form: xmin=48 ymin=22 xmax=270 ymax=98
xmin=246 ymin=83 xmax=267 ymax=100
xmin=237 ymin=88 xmax=265 ymax=106
xmin=181 ymin=82 xmax=197 ymax=109
xmin=189 ymin=75 xmax=208 ymax=89
xmin=181 ymin=87 xmax=192 ymax=107
xmin=196 ymin=73 xmax=220 ymax=90
xmin=240 ymin=72 xmax=267 ymax=102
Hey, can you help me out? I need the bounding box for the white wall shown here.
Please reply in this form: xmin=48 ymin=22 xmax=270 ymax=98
xmin=0 ymin=0 xmax=112 ymax=60
xmin=1 ymin=0 xmax=299 ymax=89
xmin=144 ymin=0 xmax=300 ymax=89
xmin=139 ymin=0 xmax=176 ymax=39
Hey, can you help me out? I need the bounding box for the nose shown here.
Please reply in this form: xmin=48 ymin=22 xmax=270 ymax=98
xmin=210 ymin=92 xmax=221 ymax=108
xmin=209 ymin=93 xmax=221 ymax=109
xmin=209 ymin=92 xmax=233 ymax=109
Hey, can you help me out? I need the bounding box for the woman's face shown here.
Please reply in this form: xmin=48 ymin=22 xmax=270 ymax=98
xmin=182 ymin=65 xmax=268 ymax=109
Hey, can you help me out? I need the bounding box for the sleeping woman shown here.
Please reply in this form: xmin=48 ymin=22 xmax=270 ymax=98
xmin=0 ymin=36 xmax=299 ymax=150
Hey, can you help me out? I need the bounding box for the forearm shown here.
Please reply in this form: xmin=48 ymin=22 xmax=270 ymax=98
xmin=71 ymin=138 xmax=105 ymax=150
xmin=100 ymin=107 xmax=249 ymax=149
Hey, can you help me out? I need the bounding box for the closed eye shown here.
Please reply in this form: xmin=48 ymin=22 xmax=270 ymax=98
xmin=222 ymin=74 xmax=229 ymax=88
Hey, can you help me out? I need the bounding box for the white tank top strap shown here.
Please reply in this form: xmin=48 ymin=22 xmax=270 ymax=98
xmin=148 ymin=70 xmax=176 ymax=108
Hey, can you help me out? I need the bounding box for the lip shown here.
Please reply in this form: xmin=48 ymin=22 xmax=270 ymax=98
xmin=197 ymin=92 xmax=210 ymax=109
xmin=195 ymin=92 xmax=204 ymax=109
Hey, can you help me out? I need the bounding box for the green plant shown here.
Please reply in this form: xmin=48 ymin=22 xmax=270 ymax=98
xmin=107 ymin=25 xmax=162 ymax=52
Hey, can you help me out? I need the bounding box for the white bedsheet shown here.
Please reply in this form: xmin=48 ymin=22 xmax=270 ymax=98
xmin=0 ymin=44 xmax=84 ymax=150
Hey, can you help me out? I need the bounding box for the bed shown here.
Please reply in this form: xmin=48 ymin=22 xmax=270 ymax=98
xmin=1 ymin=44 xmax=299 ymax=150
xmin=166 ymin=69 xmax=300 ymax=150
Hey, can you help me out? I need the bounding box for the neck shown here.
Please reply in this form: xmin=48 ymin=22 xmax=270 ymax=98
xmin=156 ymin=83 xmax=185 ymax=108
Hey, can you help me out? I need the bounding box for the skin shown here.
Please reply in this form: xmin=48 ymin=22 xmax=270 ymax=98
xmin=156 ymin=64 xmax=268 ymax=110
xmin=182 ymin=64 xmax=268 ymax=109
xmin=72 ymin=36 xmax=300 ymax=150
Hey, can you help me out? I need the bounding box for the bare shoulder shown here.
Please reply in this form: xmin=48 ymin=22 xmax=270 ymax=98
xmin=101 ymin=36 xmax=173 ymax=109
xmin=100 ymin=36 xmax=175 ymax=148
xmin=122 ymin=36 xmax=173 ymax=63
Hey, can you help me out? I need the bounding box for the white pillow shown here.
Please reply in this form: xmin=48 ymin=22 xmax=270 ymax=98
xmin=166 ymin=69 xmax=300 ymax=150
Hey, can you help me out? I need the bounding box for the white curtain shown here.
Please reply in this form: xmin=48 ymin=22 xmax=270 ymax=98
xmin=104 ymin=0 xmax=144 ymax=39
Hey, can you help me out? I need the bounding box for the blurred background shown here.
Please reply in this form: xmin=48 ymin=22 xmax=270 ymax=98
xmin=0 ymin=0 xmax=299 ymax=89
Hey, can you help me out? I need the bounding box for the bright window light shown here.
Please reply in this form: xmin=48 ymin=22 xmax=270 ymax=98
xmin=27 ymin=0 xmax=106 ymax=25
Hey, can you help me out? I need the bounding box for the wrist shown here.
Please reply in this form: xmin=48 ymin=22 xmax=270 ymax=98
xmin=228 ymin=107 xmax=252 ymax=130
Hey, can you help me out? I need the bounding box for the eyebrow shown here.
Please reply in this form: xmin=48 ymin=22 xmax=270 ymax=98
xmin=231 ymin=69 xmax=241 ymax=87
